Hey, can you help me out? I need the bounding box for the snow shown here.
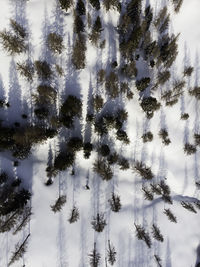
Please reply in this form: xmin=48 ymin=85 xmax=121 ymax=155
xmin=0 ymin=0 xmax=200 ymax=266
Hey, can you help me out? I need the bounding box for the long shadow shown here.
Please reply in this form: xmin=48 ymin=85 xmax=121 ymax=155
xmin=165 ymin=239 xmax=172 ymax=267
xmin=57 ymin=212 xmax=68 ymax=267
xmin=195 ymin=244 xmax=200 ymax=267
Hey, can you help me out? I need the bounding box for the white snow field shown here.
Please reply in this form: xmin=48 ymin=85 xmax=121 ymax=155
xmin=0 ymin=0 xmax=200 ymax=267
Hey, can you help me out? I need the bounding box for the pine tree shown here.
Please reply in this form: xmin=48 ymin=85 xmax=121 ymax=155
xmin=89 ymin=243 xmax=101 ymax=267
xmin=59 ymin=0 xmax=72 ymax=12
xmin=72 ymin=34 xmax=86 ymax=69
xmin=142 ymin=131 xmax=153 ymax=143
xmin=89 ymin=16 xmax=103 ymax=45
xmin=68 ymin=206 xmax=80 ymax=223
xmin=107 ymin=240 xmax=116 ymax=265
xmin=76 ymin=0 xmax=86 ymax=16
xmin=134 ymin=223 xmax=152 ymax=248
xmin=17 ymin=61 xmax=34 ymax=81
xmin=51 ymin=195 xmax=66 ymax=213
xmin=164 ymin=208 xmax=177 ymax=223
xmin=13 ymin=206 xmax=32 ymax=235
xmin=134 ymin=161 xmax=154 ymax=180
xmin=89 ymin=0 xmax=100 ymax=10
xmin=108 ymin=193 xmax=121 ymax=212
xmin=142 ymin=186 xmax=154 ymax=201
xmin=152 ymin=224 xmax=164 ymax=242
xmin=158 ymin=129 xmax=171 ymax=145
xmin=150 ymin=184 xmax=162 ymax=195
xmin=93 ymin=159 xmax=113 ymax=181
xmin=181 ymin=201 xmax=197 ymax=214
xmin=184 ymin=143 xmax=196 ymax=155
xmin=47 ymin=32 xmax=64 ymax=54
xmin=8 ymin=234 xmax=30 ymax=266
xmin=91 ymin=213 xmax=107 ymax=232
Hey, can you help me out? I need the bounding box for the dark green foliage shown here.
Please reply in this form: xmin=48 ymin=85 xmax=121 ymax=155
xmin=35 ymin=60 xmax=52 ymax=80
xmin=142 ymin=186 xmax=154 ymax=201
xmin=89 ymin=0 xmax=100 ymax=10
xmin=83 ymin=142 xmax=93 ymax=159
xmin=72 ymin=34 xmax=86 ymax=69
xmin=108 ymin=193 xmax=121 ymax=212
xmin=59 ymin=0 xmax=72 ymax=12
xmin=152 ymin=224 xmax=164 ymax=242
xmin=107 ymin=240 xmax=117 ymax=265
xmin=91 ymin=213 xmax=107 ymax=232
xmin=0 ymin=172 xmax=8 ymax=184
xmin=76 ymin=0 xmax=86 ymax=16
xmin=158 ymin=129 xmax=171 ymax=145
xmin=116 ymin=129 xmax=130 ymax=144
xmin=8 ymin=234 xmax=30 ymax=266
xmin=34 ymin=107 xmax=49 ymax=119
xmin=136 ymin=77 xmax=150 ymax=92
xmin=47 ymin=32 xmax=64 ymax=54
xmin=35 ymin=85 xmax=57 ymax=105
xmin=89 ymin=243 xmax=101 ymax=267
xmin=17 ymin=62 xmax=34 ymax=81
xmin=150 ymin=184 xmax=162 ymax=195
xmin=121 ymin=61 xmax=137 ymax=79
xmin=93 ymin=159 xmax=113 ymax=181
xmin=142 ymin=131 xmax=153 ymax=142
xmin=154 ymin=7 xmax=169 ymax=34
xmin=189 ymin=86 xmax=200 ymax=100
xmin=60 ymin=95 xmax=82 ymax=128
xmin=67 ymin=137 xmax=83 ymax=152
xmin=94 ymin=117 xmax=108 ymax=136
xmin=89 ymin=16 xmax=103 ymax=45
xmin=103 ymin=0 xmax=121 ymax=12
xmin=10 ymin=19 xmax=27 ymax=39
xmin=181 ymin=113 xmax=189 ymax=120
xmin=144 ymin=5 xmax=153 ymax=31
xmin=134 ymin=161 xmax=154 ymax=180
xmin=184 ymin=143 xmax=196 ymax=155
xmin=108 ymin=152 xmax=119 ymax=165
xmin=158 ymin=34 xmax=179 ymax=68
xmin=93 ymin=95 xmax=104 ymax=112
xmin=99 ymin=144 xmax=110 ymax=157
xmin=51 ymin=195 xmax=66 ymax=213
xmin=118 ymin=157 xmax=129 ymax=170
xmin=126 ymin=0 xmax=141 ymax=26
xmin=164 ymin=208 xmax=177 ymax=223
xmin=68 ymin=206 xmax=79 ymax=223
xmin=74 ymin=13 xmax=85 ymax=33
xmin=183 ymin=66 xmax=193 ymax=77
xmin=157 ymin=70 xmax=170 ymax=85
xmin=141 ymin=97 xmax=160 ymax=117
xmin=194 ymin=134 xmax=200 ymax=146
xmin=134 ymin=223 xmax=152 ymax=248
xmin=54 ymin=152 xmax=75 ymax=171
xmin=181 ymin=201 xmax=197 ymax=213
xmin=105 ymin=72 xmax=119 ymax=98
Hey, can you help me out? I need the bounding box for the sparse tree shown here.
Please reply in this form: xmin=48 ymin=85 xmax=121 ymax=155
xmin=107 ymin=240 xmax=116 ymax=265
xmin=93 ymin=95 xmax=104 ymax=112
xmin=152 ymin=224 xmax=164 ymax=242
xmin=68 ymin=206 xmax=80 ymax=223
xmin=181 ymin=201 xmax=197 ymax=213
xmin=194 ymin=134 xmax=200 ymax=146
xmin=47 ymin=32 xmax=64 ymax=54
xmin=51 ymin=195 xmax=66 ymax=213
xmin=142 ymin=186 xmax=154 ymax=201
xmin=108 ymin=193 xmax=121 ymax=212
xmin=158 ymin=129 xmax=171 ymax=145
xmin=93 ymin=159 xmax=113 ymax=181
xmin=8 ymin=234 xmax=30 ymax=266
xmin=89 ymin=16 xmax=103 ymax=45
xmin=164 ymin=208 xmax=177 ymax=223
xmin=89 ymin=243 xmax=101 ymax=267
xmin=91 ymin=213 xmax=107 ymax=232
xmin=150 ymin=184 xmax=162 ymax=195
xmin=17 ymin=61 xmax=34 ymax=81
xmin=181 ymin=113 xmax=189 ymax=120
xmin=134 ymin=161 xmax=154 ymax=180
xmin=134 ymin=223 xmax=152 ymax=248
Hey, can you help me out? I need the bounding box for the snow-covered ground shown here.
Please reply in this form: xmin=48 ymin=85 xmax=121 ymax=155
xmin=0 ymin=0 xmax=200 ymax=266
